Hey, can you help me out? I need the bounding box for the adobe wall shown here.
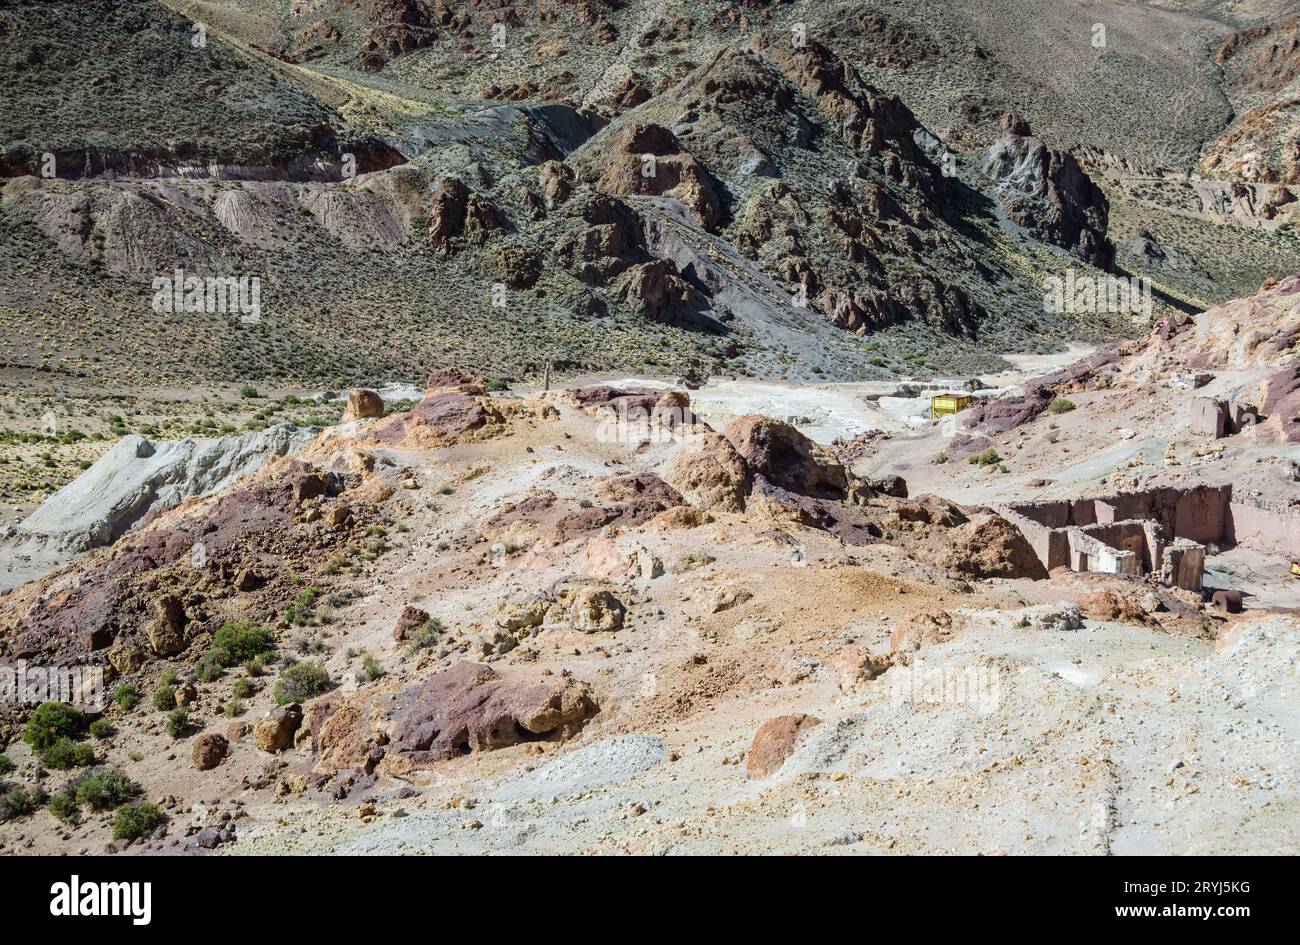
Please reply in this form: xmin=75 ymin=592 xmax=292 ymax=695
xmin=1008 ymin=485 xmax=1231 ymax=546
xmin=1228 ymin=500 xmax=1300 ymax=557
xmin=1079 ymin=520 xmax=1160 ymax=573
xmin=1001 ymin=508 xmax=1070 ymax=570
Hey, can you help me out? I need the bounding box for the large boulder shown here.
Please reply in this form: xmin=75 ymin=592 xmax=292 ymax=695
xmin=570 ymin=587 xmax=626 ymax=632
xmin=723 ymin=416 xmax=847 ymax=498
xmin=661 ymin=432 xmax=752 ymax=511
xmin=341 ymin=388 xmax=384 ymax=422
xmin=192 ymin=732 xmax=229 ymax=771
xmin=254 ymin=703 xmax=304 ymax=754
xmin=387 ymin=663 xmax=596 ymax=763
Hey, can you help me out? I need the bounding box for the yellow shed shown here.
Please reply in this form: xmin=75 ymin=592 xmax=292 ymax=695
xmin=930 ymin=393 xmax=972 ymax=419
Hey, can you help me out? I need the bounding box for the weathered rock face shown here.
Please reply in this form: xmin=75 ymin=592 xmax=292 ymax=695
xmin=145 ymin=594 xmax=187 ymax=656
xmin=944 ymin=514 xmax=1049 ymax=580
xmin=611 ymin=258 xmax=699 ymax=322
xmin=978 ymin=113 xmax=1113 ymax=269
xmin=747 ymin=714 xmax=820 ymax=779
xmin=723 ymin=416 xmax=847 ymax=499
xmin=661 ymin=432 xmax=752 ymax=511
xmin=427 ymin=177 xmax=503 ymax=254
xmin=592 ymin=123 xmax=723 ymax=230
xmin=342 ymin=389 xmax=384 ymax=423
xmin=315 ymin=662 xmax=597 ymax=770
xmin=372 ymin=370 xmax=508 ymax=447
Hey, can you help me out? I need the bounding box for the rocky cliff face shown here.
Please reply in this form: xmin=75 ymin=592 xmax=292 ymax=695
xmin=978 ymin=114 xmax=1114 ymax=270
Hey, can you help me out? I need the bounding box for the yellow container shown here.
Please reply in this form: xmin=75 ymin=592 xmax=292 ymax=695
xmin=930 ymin=393 xmax=972 ymax=419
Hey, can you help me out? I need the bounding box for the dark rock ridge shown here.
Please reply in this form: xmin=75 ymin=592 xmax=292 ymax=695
xmin=978 ymin=113 xmax=1114 ymax=270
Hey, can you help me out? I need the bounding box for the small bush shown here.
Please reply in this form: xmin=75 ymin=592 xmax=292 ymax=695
xmin=68 ymin=766 xmax=139 ymax=811
xmin=88 ymin=719 xmax=115 ymax=739
xmin=284 ymin=588 xmax=320 ymax=626
xmin=1049 ymin=398 xmax=1076 ymax=414
xmin=968 ymin=448 xmax=1002 ymax=467
xmin=358 ymin=653 xmax=385 ymax=683
xmin=166 ymin=709 xmax=189 ymax=739
xmin=24 ymin=701 xmax=84 ymax=752
xmin=114 ymin=684 xmax=140 ymax=711
xmin=158 ymin=669 xmax=179 ymax=687
xmin=0 ymin=755 xmax=13 ymax=776
xmin=0 ymin=784 xmax=47 ymax=822
xmin=152 ymin=685 xmax=177 ymax=712
xmin=48 ymin=792 xmax=80 ymax=825
xmin=275 ymin=662 xmax=333 ymax=705
xmin=406 ymin=618 xmax=444 ymax=655
xmin=230 ymin=677 xmax=256 ymax=699
xmin=40 ymin=737 xmax=95 ymax=770
xmin=211 ymin=621 xmax=274 ymax=666
xmin=224 ymin=698 xmax=246 ymax=718
xmin=194 ymin=652 xmax=226 ymax=683
xmin=112 ymin=802 xmax=163 ymax=841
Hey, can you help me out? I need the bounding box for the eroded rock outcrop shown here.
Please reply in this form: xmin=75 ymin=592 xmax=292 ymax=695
xmin=313 ymin=662 xmax=597 ymax=771
xmin=978 ymin=113 xmax=1113 ymax=269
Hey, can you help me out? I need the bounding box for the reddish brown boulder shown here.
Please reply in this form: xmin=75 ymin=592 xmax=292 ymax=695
xmin=192 ymin=732 xmax=229 ymax=771
xmin=383 ymin=662 xmax=597 ymax=765
xmin=747 ymin=714 xmax=821 ymax=779
xmin=945 ymin=514 xmax=1048 ymax=580
xmin=427 ymin=177 xmax=502 ymax=254
xmin=393 ymin=605 xmax=431 ymax=642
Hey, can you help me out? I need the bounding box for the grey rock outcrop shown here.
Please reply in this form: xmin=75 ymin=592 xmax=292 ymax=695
xmin=16 ymin=423 xmax=316 ymax=552
xmin=978 ymin=114 xmax=1113 ymax=270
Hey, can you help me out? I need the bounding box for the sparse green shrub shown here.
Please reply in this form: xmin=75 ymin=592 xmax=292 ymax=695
xmin=0 ymin=784 xmax=47 ymax=822
xmin=158 ymin=670 xmax=179 ymax=687
xmin=48 ymin=792 xmax=80 ymax=825
xmin=88 ymin=719 xmax=115 ymax=739
xmin=112 ymin=802 xmax=163 ymax=841
xmin=23 ymin=701 xmax=84 ymax=752
xmin=358 ymin=653 xmax=385 ymax=683
xmin=152 ymin=685 xmax=177 ymax=712
xmin=67 ymin=766 xmax=139 ymax=811
xmin=284 ymin=588 xmax=320 ymax=626
xmin=211 ymin=620 xmax=275 ymax=665
xmin=40 ymin=737 xmax=96 ymax=770
xmin=968 ymin=448 xmax=1002 ymax=467
xmin=1049 ymin=398 xmax=1076 ymax=414
xmin=275 ymin=662 xmax=333 ymax=705
xmin=406 ymin=618 xmax=444 ymax=655
xmin=0 ymin=755 xmax=12 ymax=776
xmin=195 ymin=652 xmax=225 ymax=683
xmin=166 ymin=708 xmax=189 ymax=739
xmin=114 ymin=683 xmax=140 ymax=711
xmin=224 ymin=699 xmax=246 ymax=718
xmin=230 ymin=677 xmax=256 ymax=699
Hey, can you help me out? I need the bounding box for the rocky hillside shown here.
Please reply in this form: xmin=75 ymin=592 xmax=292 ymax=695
xmin=0 ymin=303 xmax=1296 ymax=851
